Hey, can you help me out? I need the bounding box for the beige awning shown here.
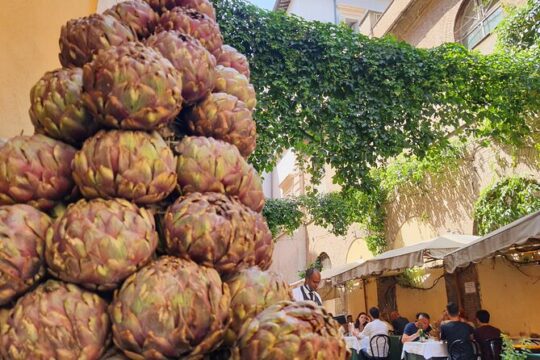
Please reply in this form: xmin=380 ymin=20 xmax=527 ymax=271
xmin=329 ymin=234 xmax=478 ymax=285
xmin=444 ymin=210 xmax=540 ymax=273
xmin=289 ymin=259 xmax=365 ymax=288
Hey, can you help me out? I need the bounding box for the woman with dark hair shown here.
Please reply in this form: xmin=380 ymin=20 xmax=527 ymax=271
xmin=355 ymin=312 xmax=371 ymax=331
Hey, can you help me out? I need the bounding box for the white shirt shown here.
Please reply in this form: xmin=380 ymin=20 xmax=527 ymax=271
xmin=357 ymin=319 xmax=389 ymax=356
xmin=292 ymin=285 xmax=322 ymax=305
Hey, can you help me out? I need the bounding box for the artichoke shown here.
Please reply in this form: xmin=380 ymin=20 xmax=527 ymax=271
xmin=159 ymin=8 xmax=223 ymax=58
xmin=224 ymin=267 xmax=291 ymax=346
xmin=233 ymin=301 xmax=350 ymax=360
xmin=164 ymin=192 xmax=261 ymax=276
xmin=146 ymin=30 xmax=216 ymax=104
xmin=101 ymin=348 xmax=130 ymax=360
xmin=144 ymin=0 xmax=217 ymax=20
xmin=253 ymin=212 xmax=274 ymax=271
xmin=0 ymin=134 xmax=77 ymax=210
xmin=183 ymin=92 xmax=256 ymax=157
xmin=59 ymin=14 xmax=136 ymax=68
xmin=214 ymin=65 xmax=256 ymax=110
xmin=176 ymin=136 xmax=264 ymax=212
xmin=46 ymin=198 xmax=158 ymax=291
xmin=110 ymin=256 xmax=231 ymax=359
xmin=217 ymin=45 xmax=251 ymax=80
xmin=29 ymin=67 xmax=99 ymax=146
xmin=104 ymin=0 xmax=159 ymax=39
xmin=72 ymin=130 xmax=177 ymax=204
xmin=0 ymin=205 xmax=50 ymax=306
xmin=82 ymin=42 xmax=183 ymax=131
xmin=0 ymin=280 xmax=110 ymax=360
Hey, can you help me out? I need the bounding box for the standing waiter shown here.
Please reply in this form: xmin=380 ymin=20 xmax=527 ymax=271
xmin=292 ymin=268 xmax=322 ymax=305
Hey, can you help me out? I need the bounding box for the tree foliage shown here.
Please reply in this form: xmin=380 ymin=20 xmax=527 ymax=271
xmin=212 ymin=0 xmax=540 ymax=253
xmin=213 ymin=0 xmax=540 ymax=190
xmin=497 ymin=0 xmax=540 ymax=51
xmin=474 ymin=177 xmax=540 ymax=235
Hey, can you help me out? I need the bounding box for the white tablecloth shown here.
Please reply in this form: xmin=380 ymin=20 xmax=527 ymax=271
xmin=344 ymin=336 xmax=361 ymax=352
xmin=401 ymin=341 xmax=448 ymax=359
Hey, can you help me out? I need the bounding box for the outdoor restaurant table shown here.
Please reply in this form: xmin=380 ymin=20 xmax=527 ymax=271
xmin=344 ymin=336 xmax=361 ymax=360
xmin=401 ymin=340 xmax=448 ymax=360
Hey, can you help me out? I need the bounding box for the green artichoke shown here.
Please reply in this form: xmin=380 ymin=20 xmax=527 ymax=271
xmin=233 ymin=301 xmax=350 ymax=360
xmin=214 ymin=65 xmax=256 ymax=110
xmin=46 ymin=198 xmax=158 ymax=291
xmin=159 ymin=8 xmax=223 ymax=58
xmin=101 ymin=348 xmax=130 ymax=360
xmin=145 ymin=0 xmax=217 ymax=20
xmin=82 ymin=42 xmax=183 ymax=131
xmin=146 ymin=30 xmax=216 ymax=104
xmin=0 ymin=280 xmax=110 ymax=360
xmin=184 ymin=92 xmax=256 ymax=157
xmin=0 ymin=135 xmax=77 ymax=210
xmin=72 ymin=130 xmax=177 ymax=204
xmin=104 ymin=0 xmax=159 ymax=39
xmin=224 ymin=267 xmax=291 ymax=346
xmin=110 ymin=256 xmax=231 ymax=359
xmin=0 ymin=204 xmax=50 ymax=306
xmin=164 ymin=192 xmax=261 ymax=276
xmin=217 ymin=45 xmax=251 ymax=80
xmin=59 ymin=14 xmax=136 ymax=68
xmin=176 ymin=136 xmax=265 ymax=212
xmin=29 ymin=67 xmax=99 ymax=146
xmin=253 ymin=212 xmax=274 ymax=271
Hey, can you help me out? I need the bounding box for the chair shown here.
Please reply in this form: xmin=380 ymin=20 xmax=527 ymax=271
xmin=449 ymin=339 xmax=478 ymax=360
xmin=484 ymin=338 xmax=502 ymax=360
xmin=367 ymin=334 xmax=391 ymax=360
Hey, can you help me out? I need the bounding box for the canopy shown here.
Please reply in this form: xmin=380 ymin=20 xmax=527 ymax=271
xmin=329 ymin=234 xmax=478 ymax=285
xmin=444 ymin=210 xmax=540 ymax=273
xmin=289 ymin=259 xmax=365 ymax=288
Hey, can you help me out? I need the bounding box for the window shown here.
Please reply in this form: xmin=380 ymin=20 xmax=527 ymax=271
xmin=317 ymin=253 xmax=332 ymax=271
xmin=455 ymin=0 xmax=504 ymax=49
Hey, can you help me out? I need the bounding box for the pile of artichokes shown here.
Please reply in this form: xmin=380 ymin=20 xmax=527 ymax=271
xmin=0 ymin=0 xmax=349 ymax=359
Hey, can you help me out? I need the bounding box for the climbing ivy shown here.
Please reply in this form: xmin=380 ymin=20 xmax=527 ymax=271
xmin=298 ymin=257 xmax=323 ymax=279
xmin=474 ymin=177 xmax=540 ymax=235
xmin=212 ymin=0 xmax=540 ymax=190
xmin=213 ymin=0 xmax=540 ymax=254
xmin=497 ymin=0 xmax=540 ymax=51
xmin=263 ymin=197 xmax=303 ymax=237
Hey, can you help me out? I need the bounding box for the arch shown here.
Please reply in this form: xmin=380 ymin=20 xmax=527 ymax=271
xmin=317 ymin=252 xmax=332 ymax=271
xmin=454 ymin=0 xmax=504 ymax=49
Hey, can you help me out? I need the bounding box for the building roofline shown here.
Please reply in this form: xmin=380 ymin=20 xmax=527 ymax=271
xmin=274 ymin=0 xmax=292 ymax=11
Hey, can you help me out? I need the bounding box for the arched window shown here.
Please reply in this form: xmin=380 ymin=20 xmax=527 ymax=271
xmin=317 ymin=252 xmax=332 ymax=271
xmin=455 ymin=0 xmax=504 ymax=49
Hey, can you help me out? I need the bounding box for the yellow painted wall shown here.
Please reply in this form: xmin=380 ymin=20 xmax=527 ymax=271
xmin=396 ymin=268 xmax=448 ymax=323
xmin=346 ymin=278 xmax=378 ymax=318
xmin=477 ymin=258 xmax=540 ymax=337
xmin=0 ymin=0 xmax=97 ymax=139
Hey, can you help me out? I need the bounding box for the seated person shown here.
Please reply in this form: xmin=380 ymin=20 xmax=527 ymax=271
xmin=355 ymin=307 xmax=389 ymax=358
xmin=380 ymin=311 xmax=395 ymax=333
xmin=402 ymin=313 xmax=432 ymax=343
xmin=474 ymin=309 xmax=501 ymax=360
xmin=440 ymin=302 xmax=474 ymax=360
xmin=390 ymin=311 xmax=409 ymax=336
xmin=355 ymin=312 xmax=371 ymax=331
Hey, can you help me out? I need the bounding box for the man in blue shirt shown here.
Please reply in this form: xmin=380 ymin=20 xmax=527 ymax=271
xmin=402 ymin=312 xmax=432 ymax=343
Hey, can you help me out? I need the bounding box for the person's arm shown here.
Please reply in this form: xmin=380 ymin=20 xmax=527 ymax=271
xmin=357 ymin=322 xmax=372 ymax=339
xmin=440 ymin=325 xmax=446 ymax=341
xmin=401 ymin=324 xmax=420 ymax=343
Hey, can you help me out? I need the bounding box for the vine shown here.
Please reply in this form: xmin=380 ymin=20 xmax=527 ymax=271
xmin=213 ymin=0 xmax=540 ymax=190
xmin=214 ymin=0 xmax=540 ymax=254
xmin=298 ymin=257 xmax=322 ymax=279
xmin=474 ymin=177 xmax=540 ymax=235
xmin=497 ymin=0 xmax=540 ymax=51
